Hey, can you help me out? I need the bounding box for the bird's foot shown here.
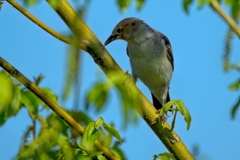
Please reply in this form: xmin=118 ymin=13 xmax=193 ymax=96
xmin=159 ymin=113 xmax=167 ymax=123
xmin=151 ymin=111 xmax=167 ymax=125
xmin=155 ymin=109 xmax=161 ymax=114
xmin=156 ymin=109 xmax=167 ymax=121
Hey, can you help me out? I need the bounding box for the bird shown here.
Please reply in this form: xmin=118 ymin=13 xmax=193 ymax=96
xmin=104 ymin=17 xmax=174 ymax=112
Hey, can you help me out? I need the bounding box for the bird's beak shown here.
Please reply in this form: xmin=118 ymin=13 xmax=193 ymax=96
xmin=104 ymin=35 xmax=118 ymax=46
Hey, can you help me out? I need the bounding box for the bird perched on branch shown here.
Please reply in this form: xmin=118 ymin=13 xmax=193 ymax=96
xmin=104 ymin=17 xmax=174 ymax=112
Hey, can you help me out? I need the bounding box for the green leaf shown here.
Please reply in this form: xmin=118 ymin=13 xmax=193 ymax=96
xmin=33 ymin=74 xmax=45 ymax=86
xmin=97 ymin=127 xmax=113 ymax=148
xmin=229 ymin=79 xmax=240 ymax=91
xmin=198 ymin=0 xmax=211 ymax=9
xmin=154 ymin=152 xmax=176 ymax=160
xmin=4 ymin=84 xmax=22 ymax=119
xmin=231 ymin=0 xmax=240 ymax=18
xmin=21 ymin=90 xmax=41 ymax=115
xmin=136 ymin=0 xmax=145 ymax=10
xmin=75 ymin=155 xmax=91 ymax=160
xmin=85 ymin=82 xmax=109 ymax=112
xmin=102 ymin=122 xmax=122 ymax=141
xmin=175 ymin=100 xmax=192 ymax=130
xmin=183 ymin=0 xmax=193 ymax=13
xmin=117 ymin=0 xmax=131 ymax=12
xmin=162 ymin=100 xmax=192 ymax=130
xmin=90 ymin=152 xmax=104 ymax=159
xmin=225 ymin=0 xmax=234 ymax=5
xmin=95 ymin=117 xmax=104 ymax=128
xmin=68 ymin=110 xmax=92 ymax=126
xmin=82 ymin=122 xmax=99 ymax=150
xmin=41 ymin=88 xmax=58 ymax=102
xmin=24 ymin=0 xmax=39 ymax=6
xmin=231 ymin=97 xmax=240 ymax=119
xmin=110 ymin=146 xmax=126 ymax=160
xmin=47 ymin=113 xmax=69 ymax=135
xmin=0 ymin=71 xmax=13 ymax=111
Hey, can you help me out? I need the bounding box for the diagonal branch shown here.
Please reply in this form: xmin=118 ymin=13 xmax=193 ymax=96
xmin=210 ymin=0 xmax=240 ymax=38
xmin=0 ymin=57 xmax=119 ymax=160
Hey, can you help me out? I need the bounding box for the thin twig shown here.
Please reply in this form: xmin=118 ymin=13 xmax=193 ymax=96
xmin=6 ymin=0 xmax=86 ymax=49
xmin=210 ymin=0 xmax=240 ymax=38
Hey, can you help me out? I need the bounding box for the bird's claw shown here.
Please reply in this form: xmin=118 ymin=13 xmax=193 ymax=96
xmin=151 ymin=110 xmax=167 ymax=125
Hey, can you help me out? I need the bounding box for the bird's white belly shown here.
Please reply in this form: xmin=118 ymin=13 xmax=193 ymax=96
xmin=127 ymin=38 xmax=173 ymax=103
xmin=130 ymin=56 xmax=170 ymax=91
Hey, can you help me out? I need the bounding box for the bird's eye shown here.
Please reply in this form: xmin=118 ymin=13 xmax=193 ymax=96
xmin=116 ymin=28 xmax=121 ymax=33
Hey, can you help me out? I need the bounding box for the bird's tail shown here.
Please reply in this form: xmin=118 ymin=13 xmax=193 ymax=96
xmin=151 ymin=93 xmax=170 ymax=110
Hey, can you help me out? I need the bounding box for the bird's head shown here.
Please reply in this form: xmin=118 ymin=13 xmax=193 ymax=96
xmin=104 ymin=17 xmax=145 ymax=46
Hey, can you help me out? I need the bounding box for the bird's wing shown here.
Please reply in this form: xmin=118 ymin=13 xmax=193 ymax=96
xmin=162 ymin=34 xmax=174 ymax=71
xmin=126 ymin=45 xmax=129 ymax=57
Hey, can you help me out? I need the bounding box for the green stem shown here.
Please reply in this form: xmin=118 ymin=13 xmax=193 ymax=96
xmin=210 ymin=0 xmax=240 ymax=38
xmin=6 ymin=0 xmax=85 ymax=48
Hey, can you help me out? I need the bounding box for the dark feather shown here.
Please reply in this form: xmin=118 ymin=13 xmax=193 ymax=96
xmin=162 ymin=35 xmax=174 ymax=71
xmin=151 ymin=92 xmax=170 ymax=110
xmin=126 ymin=46 xmax=129 ymax=57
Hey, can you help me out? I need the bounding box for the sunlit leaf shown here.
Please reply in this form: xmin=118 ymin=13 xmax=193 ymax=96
xmin=0 ymin=71 xmax=13 ymax=111
xmin=231 ymin=96 xmax=240 ymax=119
xmin=85 ymin=82 xmax=110 ymax=112
xmin=23 ymin=0 xmax=39 ymax=6
xmin=90 ymin=152 xmax=104 ymax=159
xmin=229 ymin=79 xmax=240 ymax=91
xmin=68 ymin=110 xmax=92 ymax=126
xmin=95 ymin=117 xmax=104 ymax=128
xmin=153 ymin=152 xmax=175 ymax=160
xmin=175 ymin=100 xmax=192 ymax=130
xmin=75 ymin=155 xmax=91 ymax=160
xmin=225 ymin=0 xmax=234 ymax=5
xmin=41 ymin=88 xmax=58 ymax=102
xmin=102 ymin=122 xmax=122 ymax=141
xmin=231 ymin=1 xmax=240 ymax=18
xmin=33 ymin=74 xmax=45 ymax=86
xmin=111 ymin=146 xmax=126 ymax=160
xmin=198 ymin=0 xmax=211 ymax=9
xmin=183 ymin=0 xmax=193 ymax=13
xmin=136 ymin=0 xmax=145 ymax=10
xmin=58 ymin=136 xmax=75 ymax=160
xmin=4 ymin=84 xmax=21 ymax=118
xmin=47 ymin=113 xmax=69 ymax=136
xmin=97 ymin=128 xmax=113 ymax=148
xmin=117 ymin=0 xmax=131 ymax=12
xmin=21 ymin=90 xmax=41 ymax=115
xmin=82 ymin=122 xmax=99 ymax=150
xmin=162 ymin=100 xmax=191 ymax=130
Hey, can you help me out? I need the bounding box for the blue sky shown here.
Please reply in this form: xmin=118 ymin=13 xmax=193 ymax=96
xmin=0 ymin=0 xmax=239 ymax=159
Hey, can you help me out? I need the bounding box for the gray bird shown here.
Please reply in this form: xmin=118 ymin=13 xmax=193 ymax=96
xmin=104 ymin=17 xmax=174 ymax=111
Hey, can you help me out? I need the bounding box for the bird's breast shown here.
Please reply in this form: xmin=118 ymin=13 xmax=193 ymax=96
xmin=127 ymin=41 xmax=172 ymax=90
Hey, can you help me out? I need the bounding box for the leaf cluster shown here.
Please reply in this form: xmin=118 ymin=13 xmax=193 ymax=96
xmin=0 ymin=71 xmax=126 ymax=159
